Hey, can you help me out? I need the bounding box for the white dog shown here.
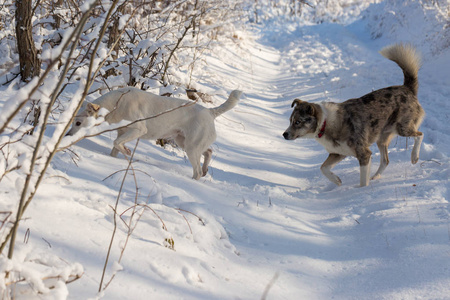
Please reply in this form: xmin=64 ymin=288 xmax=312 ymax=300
xmin=67 ymin=87 xmax=243 ymax=179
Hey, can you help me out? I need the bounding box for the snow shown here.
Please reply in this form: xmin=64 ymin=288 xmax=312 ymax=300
xmin=1 ymin=1 xmax=449 ymax=299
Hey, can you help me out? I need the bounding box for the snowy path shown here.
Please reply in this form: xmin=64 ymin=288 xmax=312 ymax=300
xmin=18 ymin=18 xmax=450 ymax=300
xmin=189 ymin=22 xmax=450 ymax=299
xmin=230 ymin=23 xmax=450 ymax=299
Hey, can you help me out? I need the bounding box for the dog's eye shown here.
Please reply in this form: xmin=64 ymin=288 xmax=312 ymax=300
xmin=294 ymin=120 xmax=301 ymax=126
xmin=75 ymin=121 xmax=81 ymax=126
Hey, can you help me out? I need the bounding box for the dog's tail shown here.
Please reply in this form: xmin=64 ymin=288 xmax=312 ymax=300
xmin=210 ymin=90 xmax=243 ymax=118
xmin=379 ymin=43 xmax=422 ymax=95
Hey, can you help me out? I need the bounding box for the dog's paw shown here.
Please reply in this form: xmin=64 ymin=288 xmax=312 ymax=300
xmin=322 ymin=172 xmax=342 ymax=186
xmin=411 ymin=155 xmax=419 ymax=164
xmin=371 ymin=174 xmax=381 ymax=180
xmin=124 ymin=146 xmax=132 ymax=156
xmin=330 ymin=177 xmax=342 ymax=186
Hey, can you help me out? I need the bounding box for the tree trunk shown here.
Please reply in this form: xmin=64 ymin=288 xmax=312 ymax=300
xmin=15 ymin=0 xmax=40 ymax=82
xmin=53 ymin=0 xmax=64 ymax=29
xmin=108 ymin=3 xmax=126 ymax=60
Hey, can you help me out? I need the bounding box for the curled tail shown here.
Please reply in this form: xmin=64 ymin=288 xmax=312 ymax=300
xmin=210 ymin=90 xmax=243 ymax=118
xmin=379 ymin=43 xmax=422 ymax=95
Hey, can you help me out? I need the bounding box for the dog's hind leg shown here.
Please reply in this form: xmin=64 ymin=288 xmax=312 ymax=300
xmin=176 ymin=135 xmax=206 ymax=179
xmin=202 ymin=148 xmax=213 ymax=176
xmin=397 ymin=123 xmax=424 ymax=164
xmin=174 ymin=134 xmax=185 ymax=148
xmin=372 ymin=133 xmax=394 ymax=180
xmin=321 ymin=154 xmax=346 ymax=186
xmin=186 ymin=150 xmax=202 ymax=180
xmin=411 ymin=132 xmax=423 ymax=164
xmin=395 ymin=130 xmax=424 ymax=165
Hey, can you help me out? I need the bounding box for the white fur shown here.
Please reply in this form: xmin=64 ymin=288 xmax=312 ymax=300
xmin=411 ymin=134 xmax=423 ymax=164
xmin=314 ymin=103 xmax=356 ymax=157
xmin=316 ymin=138 xmax=356 ymax=157
xmin=314 ymin=103 xmax=365 ymax=186
xmin=67 ymin=87 xmax=243 ymax=180
xmin=360 ymin=162 xmax=371 ymax=187
xmin=320 ymin=157 xmax=343 ymax=186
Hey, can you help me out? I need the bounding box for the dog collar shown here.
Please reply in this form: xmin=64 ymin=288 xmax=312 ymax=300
xmin=317 ymin=120 xmax=326 ymax=138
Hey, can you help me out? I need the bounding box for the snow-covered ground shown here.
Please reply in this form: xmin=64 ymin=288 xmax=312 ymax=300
xmin=1 ymin=1 xmax=449 ymax=299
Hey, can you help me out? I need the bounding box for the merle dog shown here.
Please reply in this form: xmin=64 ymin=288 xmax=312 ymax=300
xmin=283 ymin=44 xmax=424 ymax=187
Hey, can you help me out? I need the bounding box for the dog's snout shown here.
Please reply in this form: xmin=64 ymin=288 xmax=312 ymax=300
xmin=283 ymin=132 xmax=289 ymax=139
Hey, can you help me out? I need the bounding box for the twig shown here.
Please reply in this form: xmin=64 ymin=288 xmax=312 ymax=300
xmin=0 ymin=0 xmax=99 ymax=257
xmin=0 ymin=211 xmax=12 ymax=231
xmin=261 ymin=272 xmax=280 ymax=300
xmin=420 ymin=159 xmax=442 ymax=167
xmin=177 ymin=211 xmax=192 ymax=234
xmin=23 ymin=228 xmax=30 ymax=244
xmin=177 ymin=208 xmax=206 ymax=226
xmin=161 ymin=12 xmax=197 ymax=84
xmin=102 ymin=168 xmax=153 ymax=182
xmin=99 ymin=138 xmax=137 ymax=292
xmin=5 ymin=273 xmax=83 ymax=287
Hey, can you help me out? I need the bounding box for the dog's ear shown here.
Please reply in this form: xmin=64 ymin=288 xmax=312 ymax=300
xmin=306 ymin=103 xmax=316 ymax=115
xmin=86 ymin=103 xmax=101 ymax=117
xmin=291 ymin=99 xmax=303 ymax=108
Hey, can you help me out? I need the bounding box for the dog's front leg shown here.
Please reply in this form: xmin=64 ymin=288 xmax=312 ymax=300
xmin=357 ymin=148 xmax=372 ymax=187
xmin=110 ymin=148 xmax=119 ymax=157
xmin=360 ymin=160 xmax=371 ymax=187
xmin=320 ymin=154 xmax=346 ymax=186
xmin=113 ymin=125 xmax=147 ymax=157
